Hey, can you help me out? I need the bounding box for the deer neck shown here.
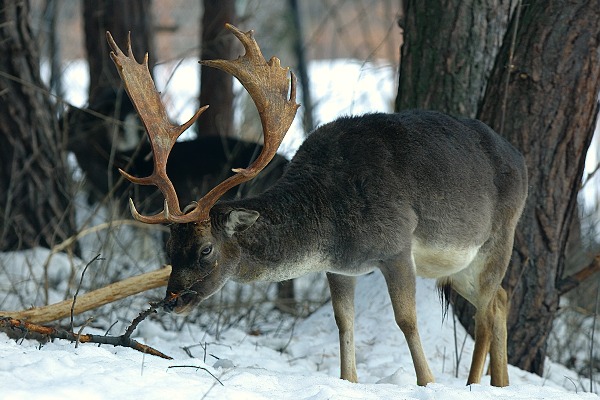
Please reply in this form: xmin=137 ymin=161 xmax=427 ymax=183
xmin=224 ymin=187 xmax=331 ymax=282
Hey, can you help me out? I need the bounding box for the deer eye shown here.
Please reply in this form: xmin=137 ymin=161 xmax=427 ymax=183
xmin=200 ymin=244 xmax=213 ymax=257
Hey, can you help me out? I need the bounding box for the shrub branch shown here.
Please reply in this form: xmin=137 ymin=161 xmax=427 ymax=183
xmin=0 ymin=294 xmax=183 ymax=359
xmin=557 ymin=255 xmax=600 ymax=296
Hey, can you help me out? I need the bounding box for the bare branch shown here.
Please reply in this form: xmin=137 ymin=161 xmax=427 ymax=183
xmin=581 ymin=162 xmax=600 ymax=189
xmin=168 ymin=365 xmax=224 ymax=386
xmin=557 ymin=255 xmax=600 ymax=296
xmin=71 ymin=254 xmax=103 ymax=331
xmin=0 ymin=316 xmax=172 ymax=360
xmin=123 ymin=294 xmax=176 ymax=339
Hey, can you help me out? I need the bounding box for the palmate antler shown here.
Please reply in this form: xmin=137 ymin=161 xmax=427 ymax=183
xmin=107 ymin=24 xmax=299 ymax=224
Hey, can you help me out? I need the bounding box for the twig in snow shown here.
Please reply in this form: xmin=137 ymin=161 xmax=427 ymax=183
xmin=589 ymin=279 xmax=600 ymax=393
xmin=168 ymin=365 xmax=224 ymax=386
xmin=71 ymin=254 xmax=103 ymax=331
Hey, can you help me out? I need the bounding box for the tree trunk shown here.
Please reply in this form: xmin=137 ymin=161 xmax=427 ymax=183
xmin=68 ymin=1 xmax=154 ymax=207
xmin=197 ymin=0 xmax=235 ymax=137
xmin=477 ymin=0 xmax=600 ymax=375
xmin=0 ymin=0 xmax=76 ymax=251
xmin=288 ymin=0 xmax=314 ymax=134
xmin=396 ymin=0 xmax=600 ymax=375
xmin=396 ymin=0 xmax=511 ymax=117
xmin=83 ymin=0 xmax=154 ymax=100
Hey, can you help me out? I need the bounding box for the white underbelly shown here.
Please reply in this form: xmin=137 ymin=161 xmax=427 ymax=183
xmin=412 ymin=239 xmax=481 ymax=279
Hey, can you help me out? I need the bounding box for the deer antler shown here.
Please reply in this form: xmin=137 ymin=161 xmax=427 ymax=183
xmin=108 ymin=24 xmax=299 ymax=224
xmin=106 ymin=31 xmax=208 ymax=223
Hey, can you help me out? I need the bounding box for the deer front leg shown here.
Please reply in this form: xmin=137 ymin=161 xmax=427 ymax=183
xmin=380 ymin=260 xmax=435 ymax=386
xmin=326 ymin=272 xmax=358 ymax=383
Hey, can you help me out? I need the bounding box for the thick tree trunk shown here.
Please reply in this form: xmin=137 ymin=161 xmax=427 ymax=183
xmin=397 ymin=0 xmax=600 ymax=376
xmin=396 ymin=0 xmax=512 ymax=117
xmin=197 ymin=0 xmax=235 ymax=137
xmin=477 ymin=0 xmax=600 ymax=374
xmin=66 ymin=1 xmax=154 ymax=208
xmin=83 ymin=0 xmax=154 ymax=100
xmin=0 ymin=0 xmax=76 ymax=251
xmin=288 ymin=0 xmax=314 ymax=134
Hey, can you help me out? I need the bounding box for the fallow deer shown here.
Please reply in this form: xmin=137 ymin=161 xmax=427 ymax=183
xmin=107 ymin=24 xmax=527 ymax=387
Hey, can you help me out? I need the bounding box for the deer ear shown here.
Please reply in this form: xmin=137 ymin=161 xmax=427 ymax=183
xmin=224 ymin=209 xmax=260 ymax=237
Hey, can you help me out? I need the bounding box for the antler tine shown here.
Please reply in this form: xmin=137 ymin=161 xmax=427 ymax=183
xmin=106 ymin=31 xmax=208 ymax=224
xmin=173 ymin=24 xmax=300 ymax=223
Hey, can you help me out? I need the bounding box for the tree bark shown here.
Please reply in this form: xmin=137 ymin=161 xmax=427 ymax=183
xmin=477 ymin=0 xmax=600 ymax=374
xmin=197 ymin=0 xmax=235 ymax=137
xmin=396 ymin=0 xmax=600 ymax=376
xmin=0 ymin=0 xmax=76 ymax=251
xmin=288 ymin=0 xmax=314 ymax=134
xmin=396 ymin=0 xmax=512 ymax=117
xmin=83 ymin=0 xmax=154 ymax=100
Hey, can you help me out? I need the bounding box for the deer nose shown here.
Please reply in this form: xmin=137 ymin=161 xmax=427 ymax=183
xmin=162 ymin=296 xmax=177 ymax=313
xmin=162 ymin=290 xmax=196 ymax=314
xmin=162 ymin=290 xmax=183 ymax=313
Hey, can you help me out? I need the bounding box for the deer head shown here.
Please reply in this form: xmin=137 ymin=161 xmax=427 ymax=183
xmin=107 ymin=24 xmax=299 ymax=312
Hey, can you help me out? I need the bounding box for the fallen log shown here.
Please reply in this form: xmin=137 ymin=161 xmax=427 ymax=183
xmin=0 ymin=265 xmax=171 ymax=324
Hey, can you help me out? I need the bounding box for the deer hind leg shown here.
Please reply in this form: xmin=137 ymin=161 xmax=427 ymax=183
xmin=466 ymin=285 xmax=509 ymax=387
xmin=488 ymin=287 xmax=509 ymax=386
xmin=326 ymin=272 xmax=358 ymax=383
xmin=380 ymin=260 xmax=435 ymax=386
xmin=456 ymin=235 xmax=513 ymax=387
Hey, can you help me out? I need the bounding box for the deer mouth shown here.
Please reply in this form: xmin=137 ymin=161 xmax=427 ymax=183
xmin=163 ymin=290 xmax=199 ymax=315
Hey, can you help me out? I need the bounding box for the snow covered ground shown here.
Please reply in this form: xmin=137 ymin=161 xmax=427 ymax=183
xmin=1 ymin=257 xmax=597 ymax=400
xmin=2 ymin=58 xmax=597 ymax=399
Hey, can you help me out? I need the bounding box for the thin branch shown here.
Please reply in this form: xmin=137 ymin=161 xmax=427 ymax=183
xmin=123 ymin=295 xmax=175 ymax=339
xmin=71 ymin=254 xmax=103 ymax=331
xmin=590 ymin=280 xmax=599 ymax=392
xmin=50 ymin=219 xmax=168 ymax=255
xmin=557 ymin=255 xmax=600 ymax=296
xmin=0 ymin=316 xmax=172 ymax=360
xmin=500 ymin=0 xmax=522 ymax=134
xmin=168 ymin=365 xmax=224 ymax=386
xmin=581 ymin=161 xmax=600 ymax=189
xmin=1 ymin=290 xmax=185 ymax=359
xmin=75 ymin=317 xmax=94 ymax=349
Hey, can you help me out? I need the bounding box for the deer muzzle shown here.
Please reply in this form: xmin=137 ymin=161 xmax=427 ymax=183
xmin=163 ymin=289 xmax=199 ymax=315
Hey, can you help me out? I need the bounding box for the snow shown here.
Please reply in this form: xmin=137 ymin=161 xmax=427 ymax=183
xmin=2 ymin=58 xmax=598 ymax=399
xmin=1 ymin=260 xmax=598 ymax=399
